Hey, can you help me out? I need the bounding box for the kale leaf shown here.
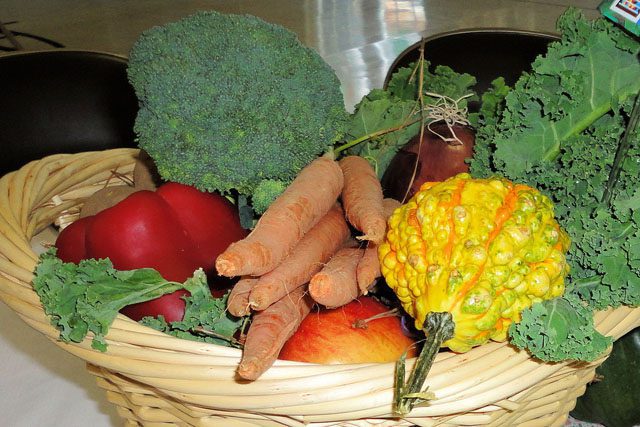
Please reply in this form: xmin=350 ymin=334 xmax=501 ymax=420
xmin=480 ymin=8 xmax=640 ymax=177
xmin=33 ymin=249 xmax=244 ymax=351
xmin=140 ymin=285 xmax=245 ymax=347
xmin=339 ymin=60 xmax=477 ymax=177
xmin=509 ymin=293 xmax=611 ymax=362
xmin=471 ymin=9 xmax=640 ymax=362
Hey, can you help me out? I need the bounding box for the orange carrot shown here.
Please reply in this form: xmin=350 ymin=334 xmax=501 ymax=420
xmin=356 ymin=245 xmax=380 ymax=295
xmin=339 ymin=155 xmax=386 ymax=244
xmin=248 ymin=203 xmax=350 ymax=311
xmin=356 ymin=198 xmax=401 ymax=293
xmin=237 ymin=286 xmax=313 ymax=381
xmin=227 ymin=277 xmax=258 ymax=317
xmin=308 ymin=247 xmax=364 ymax=308
xmin=216 ymin=156 xmax=344 ymax=277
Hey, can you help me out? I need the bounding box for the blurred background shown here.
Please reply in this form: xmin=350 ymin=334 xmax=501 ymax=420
xmin=0 ymin=1 xmax=604 ymax=426
xmin=1 ymin=0 xmax=600 ymax=109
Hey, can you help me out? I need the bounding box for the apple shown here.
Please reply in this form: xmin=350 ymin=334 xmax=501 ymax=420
xmin=278 ymin=296 xmax=418 ymax=364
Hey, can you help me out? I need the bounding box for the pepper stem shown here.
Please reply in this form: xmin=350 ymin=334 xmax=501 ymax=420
xmin=393 ymin=312 xmax=455 ymax=416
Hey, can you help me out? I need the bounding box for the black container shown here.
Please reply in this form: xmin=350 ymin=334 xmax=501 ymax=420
xmin=0 ymin=50 xmax=138 ymax=175
xmin=383 ymin=29 xmax=558 ymax=111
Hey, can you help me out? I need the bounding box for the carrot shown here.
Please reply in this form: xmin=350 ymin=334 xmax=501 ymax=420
xmin=339 ymin=155 xmax=386 ymax=244
xmin=356 ymin=245 xmax=380 ymax=295
xmin=237 ymin=286 xmax=313 ymax=381
xmin=216 ymin=156 xmax=343 ymax=277
xmin=381 ymin=197 xmax=401 ymax=217
xmin=248 ymin=203 xmax=350 ymax=311
xmin=227 ymin=277 xmax=258 ymax=317
xmin=308 ymin=247 xmax=364 ymax=308
xmin=356 ymin=198 xmax=401 ymax=293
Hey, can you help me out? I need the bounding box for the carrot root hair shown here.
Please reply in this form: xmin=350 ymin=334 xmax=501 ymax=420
xmin=227 ymin=277 xmax=259 ymax=317
xmin=216 ymin=156 xmax=344 ymax=277
xmin=237 ymin=286 xmax=313 ymax=381
xmin=248 ymin=203 xmax=350 ymax=311
xmin=339 ymin=156 xmax=386 ymax=244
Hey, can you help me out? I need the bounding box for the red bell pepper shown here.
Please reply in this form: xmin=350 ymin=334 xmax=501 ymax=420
xmin=55 ymin=182 xmax=248 ymax=322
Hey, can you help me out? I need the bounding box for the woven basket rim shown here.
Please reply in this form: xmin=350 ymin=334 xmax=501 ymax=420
xmin=1 ymin=148 xmax=638 ymax=426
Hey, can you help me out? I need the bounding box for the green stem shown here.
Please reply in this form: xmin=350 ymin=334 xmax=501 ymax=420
xmin=394 ymin=312 xmax=455 ymax=416
xmin=333 ymin=115 xmax=422 ymax=156
xmin=542 ymin=101 xmax=613 ymax=162
xmin=601 ymin=93 xmax=640 ymax=206
xmin=572 ymin=275 xmax=601 ymax=291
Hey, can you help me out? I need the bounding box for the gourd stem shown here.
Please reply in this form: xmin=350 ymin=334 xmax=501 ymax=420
xmin=394 ymin=312 xmax=455 ymax=416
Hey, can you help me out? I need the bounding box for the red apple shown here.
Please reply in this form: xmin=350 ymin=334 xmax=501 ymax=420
xmin=279 ymin=296 xmax=417 ymax=364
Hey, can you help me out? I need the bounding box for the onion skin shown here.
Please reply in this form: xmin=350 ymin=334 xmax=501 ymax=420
xmin=381 ymin=123 xmax=475 ymax=201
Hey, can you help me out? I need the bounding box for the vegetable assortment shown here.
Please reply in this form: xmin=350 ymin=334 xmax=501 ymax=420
xmin=28 ymin=7 xmax=640 ymax=422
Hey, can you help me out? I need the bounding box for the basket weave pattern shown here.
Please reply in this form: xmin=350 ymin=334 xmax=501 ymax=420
xmin=0 ymin=149 xmax=638 ymax=427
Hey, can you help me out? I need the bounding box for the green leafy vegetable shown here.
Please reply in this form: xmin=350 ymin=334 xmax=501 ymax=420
xmin=140 ymin=286 xmax=246 ymax=347
xmin=484 ymin=8 xmax=640 ymax=176
xmin=467 ymin=77 xmax=511 ymax=173
xmin=337 ymin=60 xmax=477 ymax=177
xmin=471 ymin=9 xmax=640 ymax=361
xmin=33 ymin=249 xmax=245 ymax=351
xmin=509 ymin=293 xmax=611 ymax=362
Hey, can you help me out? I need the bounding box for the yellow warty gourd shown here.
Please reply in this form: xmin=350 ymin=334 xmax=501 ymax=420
xmin=379 ymin=173 xmax=571 ymax=353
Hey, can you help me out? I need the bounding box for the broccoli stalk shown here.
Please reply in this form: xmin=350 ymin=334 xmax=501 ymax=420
xmin=127 ymin=11 xmax=347 ymax=213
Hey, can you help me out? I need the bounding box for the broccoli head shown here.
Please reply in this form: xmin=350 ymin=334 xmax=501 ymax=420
xmin=127 ymin=11 xmax=347 ymax=198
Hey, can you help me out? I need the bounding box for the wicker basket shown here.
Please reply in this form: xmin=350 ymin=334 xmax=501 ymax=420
xmin=0 ymin=148 xmax=638 ymax=427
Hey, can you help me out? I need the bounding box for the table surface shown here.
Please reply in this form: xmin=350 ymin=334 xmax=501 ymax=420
xmin=0 ymin=1 xmax=606 ymax=426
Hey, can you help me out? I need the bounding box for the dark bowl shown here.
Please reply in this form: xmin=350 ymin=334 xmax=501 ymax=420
xmin=383 ymin=29 xmax=559 ymax=110
xmin=0 ymin=50 xmax=139 ymax=175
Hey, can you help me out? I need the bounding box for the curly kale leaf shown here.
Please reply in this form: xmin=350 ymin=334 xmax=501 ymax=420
xmin=140 ymin=284 xmax=245 ymax=347
xmin=33 ymin=250 xmax=246 ymax=351
xmin=509 ymin=293 xmax=611 ymax=362
xmin=467 ymin=77 xmax=510 ymax=175
xmin=341 ymin=60 xmax=476 ymax=177
xmin=477 ymin=8 xmax=640 ymax=178
xmin=33 ymin=250 xmax=189 ymax=351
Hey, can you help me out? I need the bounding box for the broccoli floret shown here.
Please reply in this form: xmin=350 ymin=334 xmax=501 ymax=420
xmin=127 ymin=11 xmax=347 ymax=198
xmin=251 ymin=179 xmax=287 ymax=214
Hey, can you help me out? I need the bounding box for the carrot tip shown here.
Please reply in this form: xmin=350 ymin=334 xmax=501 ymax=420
xmin=215 ymin=256 xmax=239 ymax=277
xmin=355 ymin=233 xmax=383 ymax=245
xmin=237 ymin=359 xmax=262 ymax=381
xmin=248 ymin=298 xmax=266 ymax=311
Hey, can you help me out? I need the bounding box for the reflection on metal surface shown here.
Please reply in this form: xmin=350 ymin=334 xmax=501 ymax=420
xmin=312 ymin=0 xmax=426 ymax=109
